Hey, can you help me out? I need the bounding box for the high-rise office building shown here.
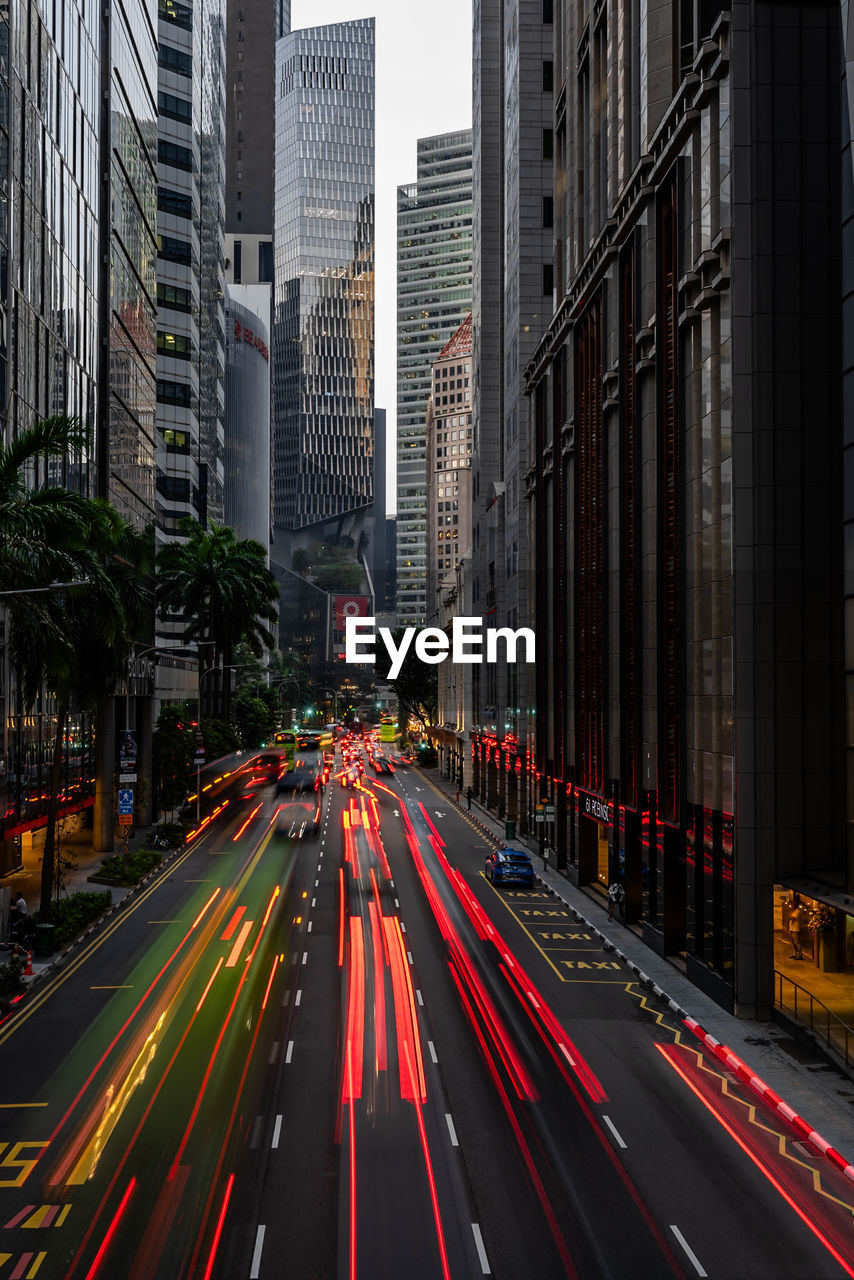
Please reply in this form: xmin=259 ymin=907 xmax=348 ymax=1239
xmin=426 ymin=314 xmax=473 ymax=617
xmin=224 ymin=0 xmax=290 ymax=287
xmin=396 ymin=132 xmax=472 ymax=625
xmin=527 ymin=1 xmax=845 ymax=1026
xmin=271 ymin=18 xmax=375 ymax=678
xmin=467 ymin=0 xmax=552 ymax=824
xmin=155 ymin=0 xmax=227 ymax=544
xmin=98 ymin=0 xmax=159 ymax=529
xmin=273 ymin=18 xmax=375 ymax=534
xmin=224 ymin=284 xmax=271 ymax=552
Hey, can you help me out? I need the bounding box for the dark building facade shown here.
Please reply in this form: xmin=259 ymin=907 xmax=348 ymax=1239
xmin=527 ymin=0 xmax=844 ymax=1021
xmin=224 ymin=0 xmax=289 ymax=286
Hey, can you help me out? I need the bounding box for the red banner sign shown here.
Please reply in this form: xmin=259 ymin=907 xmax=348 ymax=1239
xmin=335 ymin=595 xmax=370 ymax=633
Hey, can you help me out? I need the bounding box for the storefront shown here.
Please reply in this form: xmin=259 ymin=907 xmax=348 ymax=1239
xmin=576 ymin=788 xmax=612 ymax=890
xmin=773 ymin=881 xmax=854 ymax=1068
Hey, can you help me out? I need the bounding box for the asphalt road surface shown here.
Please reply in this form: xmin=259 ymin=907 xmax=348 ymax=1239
xmin=1 ymin=748 xmax=853 ymax=1279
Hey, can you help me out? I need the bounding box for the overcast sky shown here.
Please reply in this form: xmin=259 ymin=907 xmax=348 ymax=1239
xmin=290 ymin=0 xmax=473 ymax=509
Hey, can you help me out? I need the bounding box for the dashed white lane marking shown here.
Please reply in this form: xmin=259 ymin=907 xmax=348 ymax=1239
xmin=307 ymin=920 xmax=312 ymax=933
xmin=312 ymin=897 xmax=316 ymax=907
xmin=295 ymin=988 xmax=302 ymax=1006
xmin=445 ymin=1113 xmax=459 ymax=1146
xmin=471 ymin=1223 xmax=490 ymax=1274
xmin=602 ymin=1115 xmax=627 ymax=1148
xmin=395 ymin=898 xmax=400 ymax=908
xmin=302 ymin=951 xmax=308 ymax=965
xmin=400 ymin=922 xmax=406 ymax=932
xmin=416 ymin=989 xmax=424 ymax=1006
xmin=285 ymin=1040 xmax=294 ymax=1064
xmin=428 ymin=1041 xmax=438 ymax=1063
xmin=250 ymin=1223 xmax=266 ymax=1278
xmin=407 ymin=951 xmax=414 ymax=965
xmin=670 ymin=1226 xmax=707 ymax=1277
xmin=271 ymin=1114 xmax=283 ymax=1149
xmin=315 ymin=879 xmax=319 ymax=887
xmin=269 ymin=1041 xmax=279 ymax=1065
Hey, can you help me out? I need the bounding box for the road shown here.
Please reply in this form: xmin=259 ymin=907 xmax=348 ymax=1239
xmin=0 ymin=748 xmax=852 ymax=1279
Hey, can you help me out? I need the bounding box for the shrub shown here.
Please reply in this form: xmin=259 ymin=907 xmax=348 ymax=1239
xmin=34 ymin=891 xmax=112 ymax=951
xmin=0 ymin=955 xmax=24 ymax=996
xmin=96 ymin=850 xmax=162 ymax=885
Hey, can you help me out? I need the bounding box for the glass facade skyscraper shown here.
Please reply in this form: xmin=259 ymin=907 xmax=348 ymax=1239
xmin=98 ymin=0 xmax=159 ymax=528
xmin=396 ymin=131 xmax=472 ymax=625
xmin=272 ymin=18 xmax=375 ymax=533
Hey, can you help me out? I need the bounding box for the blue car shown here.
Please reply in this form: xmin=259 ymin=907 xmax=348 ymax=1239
xmin=485 ymin=848 xmax=535 ymax=887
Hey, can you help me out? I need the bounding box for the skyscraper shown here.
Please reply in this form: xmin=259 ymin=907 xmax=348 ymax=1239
xmin=155 ymin=0 xmax=227 ymax=543
xmin=272 ymin=18 xmax=375 ymax=677
xmin=224 ymin=0 xmax=290 ymax=287
xmin=396 ymin=132 xmax=472 ymax=625
xmin=273 ymin=19 xmax=375 ymax=533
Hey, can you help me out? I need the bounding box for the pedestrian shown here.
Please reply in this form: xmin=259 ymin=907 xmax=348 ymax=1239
xmin=607 ymin=880 xmax=625 ymax=921
xmin=466 ymin=785 xmax=473 ymax=811
xmin=788 ymin=900 xmax=803 ymax=959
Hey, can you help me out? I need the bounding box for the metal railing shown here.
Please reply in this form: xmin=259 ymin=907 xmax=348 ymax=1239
xmin=774 ymin=970 xmax=854 ymax=1069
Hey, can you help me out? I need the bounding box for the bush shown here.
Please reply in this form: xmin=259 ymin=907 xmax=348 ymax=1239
xmin=95 ymin=850 xmax=162 ymax=885
xmin=0 ymin=955 xmax=24 ymax=996
xmin=34 ymin=891 xmax=112 ymax=951
xmin=155 ymin=821 xmax=186 ymax=845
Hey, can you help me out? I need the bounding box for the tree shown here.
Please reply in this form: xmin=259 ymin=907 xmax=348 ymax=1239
xmin=156 ymin=519 xmax=278 ymax=722
xmin=152 ymin=706 xmax=193 ymax=814
xmin=0 ymin=415 xmax=95 ymax=597
xmin=7 ymin=500 xmax=153 ymax=918
xmin=374 ymin=627 xmax=438 ymax=730
xmin=233 ymin=688 xmax=276 ymax=748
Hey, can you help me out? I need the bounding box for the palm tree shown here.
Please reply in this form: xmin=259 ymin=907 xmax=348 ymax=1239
xmin=0 ymin=415 xmax=94 ymax=595
xmin=7 ymin=501 xmax=153 ymax=918
xmin=156 ymin=519 xmax=278 ymax=723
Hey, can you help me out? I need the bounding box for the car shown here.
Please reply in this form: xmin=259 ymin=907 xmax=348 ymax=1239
xmin=485 ymin=848 xmax=535 ymax=887
xmin=372 ymin=755 xmax=394 ymax=774
xmin=339 ymin=765 xmax=358 ymax=788
xmin=392 ymin=754 xmax=412 ymax=767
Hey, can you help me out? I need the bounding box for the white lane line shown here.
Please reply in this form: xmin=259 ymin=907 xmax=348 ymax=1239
xmin=307 ymin=920 xmax=313 ymax=933
xmin=602 ymin=1115 xmax=627 ymax=1148
xmin=445 ymin=1113 xmax=459 ymax=1146
xmin=400 ymin=922 xmax=406 ymax=932
xmin=395 ymin=898 xmax=400 ymax=908
xmin=315 ymin=879 xmax=319 ymax=887
xmin=302 ymin=951 xmax=308 ymax=965
xmin=285 ymin=1040 xmax=294 ymax=1064
xmin=416 ymin=989 xmax=424 ymax=1006
xmin=428 ymin=1041 xmax=438 ymax=1063
xmin=295 ymin=989 xmax=302 ymax=1006
xmin=471 ymin=1223 xmax=490 ymax=1274
xmin=407 ymin=951 xmax=414 ymax=965
xmin=250 ymin=1223 xmax=266 ymax=1279
xmin=312 ymin=897 xmax=316 ymax=907
xmin=271 ymin=1114 xmax=283 ymax=1149
xmin=269 ymin=1041 xmax=279 ymax=1065
xmin=670 ymin=1226 xmax=707 ymax=1277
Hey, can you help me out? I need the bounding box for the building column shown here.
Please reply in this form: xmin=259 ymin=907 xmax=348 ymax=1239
xmin=93 ymin=696 xmax=116 ymax=854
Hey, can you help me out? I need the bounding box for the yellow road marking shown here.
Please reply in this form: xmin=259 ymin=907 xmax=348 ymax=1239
xmin=27 ymin=1254 xmax=46 ymax=1278
xmin=0 ymin=1104 xmax=47 ymax=1109
xmin=479 ymin=872 xmax=570 ymax=982
xmin=625 ymin=982 xmax=684 ymax=1042
xmin=0 ymin=1257 xmax=11 ymax=1269
xmin=21 ymin=1205 xmax=53 ymax=1229
xmin=54 ymin=1204 xmax=71 ymax=1227
xmin=89 ymin=985 xmax=133 ymax=990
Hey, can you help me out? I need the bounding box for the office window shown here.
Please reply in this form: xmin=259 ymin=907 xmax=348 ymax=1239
xmin=158 ymin=91 xmax=192 ymax=124
xmin=157 ymin=282 xmax=192 ymax=312
xmin=543 ymin=60 xmax=553 ymax=92
xmin=159 ymin=44 xmax=192 ymax=76
xmin=157 ymin=379 xmax=192 ymax=407
xmin=158 ymin=234 xmax=192 ymax=265
xmin=158 ymin=140 xmax=193 ymax=172
xmin=543 ymin=263 xmax=554 ymax=295
xmin=158 ymin=186 xmax=192 ymax=218
xmin=542 ymin=128 xmax=553 ymax=160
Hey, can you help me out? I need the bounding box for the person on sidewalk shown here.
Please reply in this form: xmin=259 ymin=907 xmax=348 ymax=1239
xmin=788 ymin=901 xmax=803 ymax=959
xmin=607 ymin=880 xmax=625 ymax=922
xmin=466 ymin=786 xmax=473 ymax=811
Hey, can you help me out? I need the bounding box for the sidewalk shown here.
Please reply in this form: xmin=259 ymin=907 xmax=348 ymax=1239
xmin=422 ymin=768 xmax=854 ymax=1162
xmin=1 ymin=818 xmax=172 ymax=982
